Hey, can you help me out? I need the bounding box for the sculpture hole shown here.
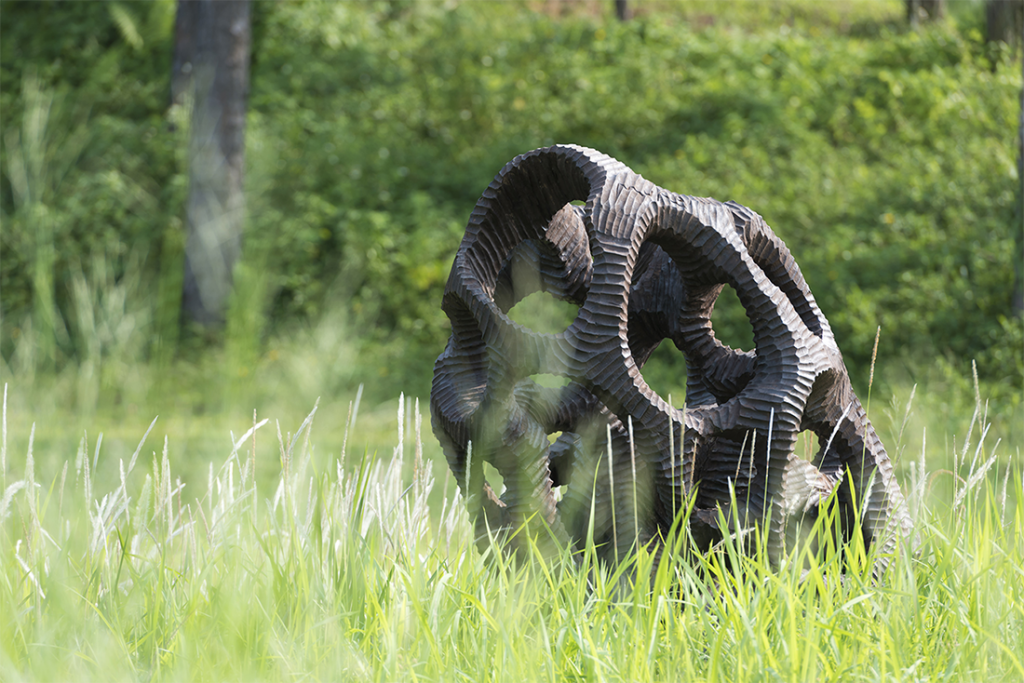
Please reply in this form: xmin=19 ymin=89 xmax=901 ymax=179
xmin=529 ymin=373 xmax=571 ymax=390
xmin=638 ymin=340 xmax=688 ymax=408
xmin=546 ymin=429 xmax=568 ymax=501
xmin=711 ymin=284 xmax=755 ymax=352
xmin=799 ymin=430 xmax=822 ymax=463
xmin=508 ymin=291 xmax=579 ymax=335
xmin=483 ymin=461 xmax=505 ymax=496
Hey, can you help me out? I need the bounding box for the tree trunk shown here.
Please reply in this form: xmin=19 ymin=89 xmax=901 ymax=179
xmin=173 ymin=0 xmax=251 ymax=329
xmin=615 ymin=0 xmax=631 ymax=22
xmin=906 ymin=0 xmax=919 ymax=29
xmin=1013 ymin=48 xmax=1024 ymax=317
xmin=923 ymin=0 xmax=946 ymax=18
xmin=906 ymin=0 xmax=945 ymax=28
xmin=986 ymin=0 xmax=1024 ymax=46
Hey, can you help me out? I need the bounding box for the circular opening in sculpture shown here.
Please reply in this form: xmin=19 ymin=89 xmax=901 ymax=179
xmin=547 ymin=429 xmax=568 ymax=501
xmin=508 ymin=291 xmax=580 ymax=335
xmin=624 ymin=241 xmax=687 ymax=407
xmin=493 ymin=201 xmax=592 ymax=337
xmin=797 ymin=430 xmax=822 ymax=463
xmin=527 ymin=373 xmax=572 ymax=389
xmin=482 ymin=461 xmax=505 ymax=497
xmin=637 ymin=340 xmax=687 ymax=409
xmin=711 ymin=283 xmax=755 ymax=353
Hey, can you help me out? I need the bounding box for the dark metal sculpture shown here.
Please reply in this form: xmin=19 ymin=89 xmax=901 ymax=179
xmin=431 ymin=144 xmax=911 ymax=571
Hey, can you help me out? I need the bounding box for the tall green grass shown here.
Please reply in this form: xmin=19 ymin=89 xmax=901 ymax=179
xmin=1 ymin=379 xmax=1021 ymax=682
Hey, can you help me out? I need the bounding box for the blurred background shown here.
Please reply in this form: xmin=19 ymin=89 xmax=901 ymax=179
xmin=1 ymin=0 xmax=1021 ymax=495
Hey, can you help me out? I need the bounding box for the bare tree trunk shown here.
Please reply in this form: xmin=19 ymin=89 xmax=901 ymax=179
xmin=924 ymin=0 xmax=946 ymax=18
xmin=171 ymin=3 xmax=196 ymax=109
xmin=906 ymin=0 xmax=920 ymax=29
xmin=172 ymin=0 xmax=251 ymax=329
xmin=1013 ymin=48 xmax=1024 ymax=317
xmin=615 ymin=0 xmax=631 ymax=22
xmin=986 ymin=0 xmax=1024 ymax=46
xmin=906 ymin=0 xmax=945 ymax=28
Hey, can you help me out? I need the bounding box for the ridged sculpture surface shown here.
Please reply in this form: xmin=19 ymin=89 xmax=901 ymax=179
xmin=430 ymin=144 xmax=911 ymax=571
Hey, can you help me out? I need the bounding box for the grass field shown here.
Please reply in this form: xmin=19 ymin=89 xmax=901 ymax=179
xmin=1 ymin=371 xmax=1021 ymax=682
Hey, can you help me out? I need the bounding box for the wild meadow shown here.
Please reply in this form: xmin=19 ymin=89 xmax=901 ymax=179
xmin=2 ymin=0 xmax=1022 ymax=680
xmin=1 ymin=368 xmax=1021 ymax=681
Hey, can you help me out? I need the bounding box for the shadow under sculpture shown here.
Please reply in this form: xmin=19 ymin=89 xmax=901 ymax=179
xmin=430 ymin=145 xmax=911 ymax=573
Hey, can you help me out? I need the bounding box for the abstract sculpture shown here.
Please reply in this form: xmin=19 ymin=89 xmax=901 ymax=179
xmin=430 ymin=144 xmax=911 ymax=572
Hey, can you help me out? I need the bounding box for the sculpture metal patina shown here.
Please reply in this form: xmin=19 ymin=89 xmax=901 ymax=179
xmin=430 ymin=144 xmax=911 ymax=572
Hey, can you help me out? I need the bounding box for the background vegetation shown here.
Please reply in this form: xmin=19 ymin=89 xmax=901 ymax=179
xmin=2 ymin=0 xmax=1021 ymax=402
xmin=1 ymin=1 xmax=1022 ymax=680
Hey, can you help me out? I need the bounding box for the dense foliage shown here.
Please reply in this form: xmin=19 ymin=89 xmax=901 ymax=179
xmin=1 ymin=0 xmax=1021 ymax=406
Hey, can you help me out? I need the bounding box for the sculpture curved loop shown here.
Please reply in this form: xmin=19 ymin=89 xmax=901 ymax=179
xmin=431 ymin=144 xmax=911 ymax=571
